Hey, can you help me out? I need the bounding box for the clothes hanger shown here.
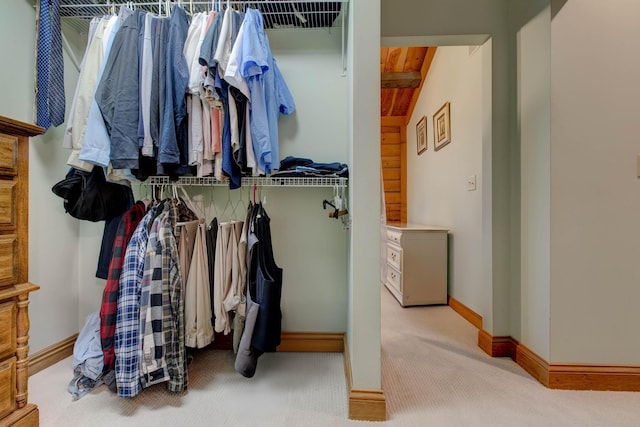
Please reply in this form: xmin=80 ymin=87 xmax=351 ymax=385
xmin=178 ymin=185 xmax=205 ymax=219
xmin=207 ymin=186 xmax=219 ymax=223
xmin=220 ymin=187 xmax=234 ymax=221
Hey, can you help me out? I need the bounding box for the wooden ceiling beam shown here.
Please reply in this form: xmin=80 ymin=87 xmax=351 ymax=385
xmin=404 ymin=46 xmax=437 ymax=126
xmin=381 ymin=72 xmax=422 ymax=89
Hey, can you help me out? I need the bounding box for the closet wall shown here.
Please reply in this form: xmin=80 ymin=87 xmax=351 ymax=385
xmin=1 ymin=1 xmax=353 ymax=352
xmin=0 ymin=0 xmax=82 ymax=354
xmin=69 ymin=22 xmax=350 ymax=333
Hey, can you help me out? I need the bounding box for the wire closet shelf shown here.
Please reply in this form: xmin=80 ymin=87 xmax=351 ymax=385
xmin=142 ymin=176 xmax=348 ymax=188
xmin=58 ymin=0 xmax=348 ymax=30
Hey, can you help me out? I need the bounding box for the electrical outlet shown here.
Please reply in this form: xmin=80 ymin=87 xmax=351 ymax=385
xmin=467 ymin=175 xmax=477 ymax=191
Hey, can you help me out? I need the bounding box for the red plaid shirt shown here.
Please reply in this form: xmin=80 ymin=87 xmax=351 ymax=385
xmin=100 ymin=201 xmax=146 ymax=372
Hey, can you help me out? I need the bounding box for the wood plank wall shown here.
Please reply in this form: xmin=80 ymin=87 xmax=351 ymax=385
xmin=381 ymin=117 xmax=406 ymax=223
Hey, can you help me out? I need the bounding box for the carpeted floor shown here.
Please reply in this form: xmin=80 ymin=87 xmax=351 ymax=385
xmin=29 ymin=288 xmax=640 ymax=426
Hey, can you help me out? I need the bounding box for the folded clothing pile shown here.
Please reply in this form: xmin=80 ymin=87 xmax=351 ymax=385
xmin=271 ymin=156 xmax=348 ymax=178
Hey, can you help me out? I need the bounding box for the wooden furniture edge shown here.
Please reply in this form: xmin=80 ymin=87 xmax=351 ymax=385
xmin=29 ymin=333 xmax=78 ymax=377
xmin=1 ymin=283 xmax=39 ymax=300
xmin=0 ymin=116 xmax=45 ymax=137
xmin=277 ymin=332 xmax=344 ymax=352
xmin=448 ymin=295 xmax=483 ymax=329
xmin=0 ymin=403 xmax=38 ymax=426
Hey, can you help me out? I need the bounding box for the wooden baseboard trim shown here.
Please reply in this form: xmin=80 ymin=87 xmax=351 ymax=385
xmin=549 ymin=364 xmax=640 ymax=391
xmin=515 ymin=343 xmax=550 ymax=387
xmin=277 ymin=332 xmax=344 ymax=352
xmin=447 ymin=296 xmax=483 ymax=329
xmin=343 ymin=335 xmax=387 ymax=421
xmin=477 ymin=329 xmax=492 ymax=356
xmin=479 ymin=330 xmax=640 ymax=391
xmin=343 ymin=335 xmax=352 ymax=390
xmin=477 ymin=329 xmax=518 ymax=360
xmin=349 ymin=388 xmax=387 ymax=421
xmin=29 ymin=334 xmax=78 ymax=376
xmin=492 ymin=335 xmax=518 ymax=360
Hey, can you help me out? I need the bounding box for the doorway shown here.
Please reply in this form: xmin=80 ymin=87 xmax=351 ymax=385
xmin=380 ymin=38 xmax=493 ymax=318
xmin=378 ymin=36 xmax=495 ymax=418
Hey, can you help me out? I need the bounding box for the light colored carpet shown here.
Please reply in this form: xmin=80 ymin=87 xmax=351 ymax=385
xmin=29 ymin=288 xmax=640 ymax=426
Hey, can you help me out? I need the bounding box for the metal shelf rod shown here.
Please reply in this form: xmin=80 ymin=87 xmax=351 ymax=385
xmin=139 ymin=176 xmax=348 ymax=188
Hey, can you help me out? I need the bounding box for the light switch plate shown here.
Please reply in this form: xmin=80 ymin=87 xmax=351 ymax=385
xmin=467 ymin=175 xmax=477 ymax=191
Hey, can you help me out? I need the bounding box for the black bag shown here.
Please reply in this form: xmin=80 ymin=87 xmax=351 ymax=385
xmin=52 ymin=167 xmax=132 ymax=222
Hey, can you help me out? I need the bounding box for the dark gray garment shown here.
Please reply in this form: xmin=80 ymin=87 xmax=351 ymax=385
xmin=149 ymin=16 xmax=165 ymax=152
xmin=94 ymin=10 xmax=143 ymax=170
xmin=137 ymin=12 xmax=146 ymax=148
xmin=234 ymin=231 xmax=260 ymax=378
xmin=205 ymin=217 xmax=218 ymax=325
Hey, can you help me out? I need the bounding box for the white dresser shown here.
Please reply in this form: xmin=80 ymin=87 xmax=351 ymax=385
xmin=384 ymin=224 xmax=448 ymax=307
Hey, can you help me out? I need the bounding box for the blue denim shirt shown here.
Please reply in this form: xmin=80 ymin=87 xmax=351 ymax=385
xmin=159 ymin=6 xmax=189 ymax=172
xmin=240 ymin=9 xmax=295 ymax=174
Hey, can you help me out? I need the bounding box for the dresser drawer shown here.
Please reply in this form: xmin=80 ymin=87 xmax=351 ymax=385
xmin=387 ymin=229 xmax=402 ymax=245
xmin=0 ymin=301 xmax=16 ymax=360
xmin=387 ymin=243 xmax=402 ymax=270
xmin=0 ymin=134 xmax=17 ymax=177
xmin=0 ymin=235 xmax=17 ymax=288
xmin=0 ymin=356 xmax=16 ymax=420
xmin=0 ymin=181 xmax=16 ymax=231
xmin=385 ymin=265 xmax=402 ymax=293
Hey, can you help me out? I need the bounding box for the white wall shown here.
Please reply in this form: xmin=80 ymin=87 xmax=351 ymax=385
xmin=550 ymin=0 xmax=640 ymax=364
xmin=382 ymin=0 xmax=510 ymax=335
xmin=261 ymin=26 xmax=352 ymax=335
xmin=407 ymin=45 xmax=488 ymax=322
xmin=0 ymin=0 xmax=82 ymax=354
xmin=347 ymin=0 xmax=382 ymax=390
xmin=516 ymin=4 xmax=551 ymax=360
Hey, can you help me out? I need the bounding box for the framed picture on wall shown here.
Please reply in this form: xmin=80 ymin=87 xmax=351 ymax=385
xmin=433 ymin=102 xmax=451 ymax=151
xmin=416 ymin=115 xmax=427 ymax=155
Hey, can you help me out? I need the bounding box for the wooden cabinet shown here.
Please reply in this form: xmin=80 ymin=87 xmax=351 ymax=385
xmin=0 ymin=116 xmax=43 ymax=427
xmin=384 ymin=224 xmax=448 ymax=307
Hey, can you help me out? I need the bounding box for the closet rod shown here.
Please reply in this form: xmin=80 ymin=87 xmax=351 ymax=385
xmin=141 ymin=176 xmax=348 ymax=188
xmin=60 ymin=1 xmax=348 ymax=29
xmin=59 ymin=1 xmax=347 ymax=10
